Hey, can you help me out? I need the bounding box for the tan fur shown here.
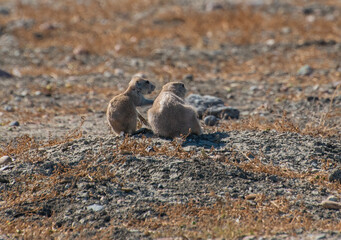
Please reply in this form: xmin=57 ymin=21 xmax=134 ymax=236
xmin=107 ymin=74 xmax=155 ymax=135
xmin=148 ymin=82 xmax=202 ymax=138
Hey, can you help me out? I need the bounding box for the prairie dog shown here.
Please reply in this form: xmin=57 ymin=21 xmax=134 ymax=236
xmin=148 ymin=82 xmax=202 ymax=138
xmin=107 ymin=74 xmax=155 ymax=135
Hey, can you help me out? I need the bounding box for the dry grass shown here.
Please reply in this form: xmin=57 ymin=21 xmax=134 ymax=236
xmin=1 ymin=0 xmax=340 ymax=79
xmin=4 ymin=0 xmax=340 ymax=53
xmin=140 ymin=196 xmax=341 ymax=239
xmin=221 ymin=111 xmax=340 ymax=138
xmin=117 ymin=134 xmax=193 ymax=159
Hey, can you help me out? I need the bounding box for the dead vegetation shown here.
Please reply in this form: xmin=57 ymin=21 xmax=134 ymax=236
xmin=1 ymin=0 xmax=340 ymax=81
xmin=143 ymin=196 xmax=341 ymax=239
xmin=221 ymin=113 xmax=340 ymax=138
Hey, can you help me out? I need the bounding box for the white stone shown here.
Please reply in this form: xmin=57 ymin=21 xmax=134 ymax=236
xmin=87 ymin=204 xmax=104 ymax=212
xmin=0 ymin=156 xmax=12 ymax=165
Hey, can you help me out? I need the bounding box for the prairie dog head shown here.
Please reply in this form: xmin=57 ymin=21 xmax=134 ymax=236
xmin=162 ymin=82 xmax=186 ymax=99
xmin=129 ymin=75 xmax=155 ymax=94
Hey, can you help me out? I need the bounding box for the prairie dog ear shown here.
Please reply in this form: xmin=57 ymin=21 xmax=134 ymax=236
xmin=135 ymin=80 xmax=144 ymax=92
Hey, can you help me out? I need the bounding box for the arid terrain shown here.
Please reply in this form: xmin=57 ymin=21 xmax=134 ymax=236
xmin=0 ymin=0 xmax=341 ymax=239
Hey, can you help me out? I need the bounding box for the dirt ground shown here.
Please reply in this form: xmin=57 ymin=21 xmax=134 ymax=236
xmin=0 ymin=0 xmax=341 ymax=239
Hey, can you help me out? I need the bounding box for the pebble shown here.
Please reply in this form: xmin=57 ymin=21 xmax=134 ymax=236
xmin=0 ymin=156 xmax=12 ymax=165
xmin=186 ymin=94 xmax=224 ymax=108
xmin=204 ymin=115 xmax=218 ymax=126
xmin=307 ymin=96 xmax=319 ymax=102
xmin=73 ymin=46 xmax=90 ymax=55
xmin=0 ymin=69 xmax=13 ymax=78
xmin=186 ymin=94 xmax=239 ymax=119
xmin=327 ymin=196 xmax=338 ymax=202
xmin=87 ymin=204 xmax=104 ymax=212
xmin=297 ymin=65 xmax=313 ymax=76
xmin=321 ymin=200 xmax=341 ymax=210
xmin=9 ymin=121 xmax=20 ymax=127
xmin=0 ymin=7 xmax=10 ymax=15
xmin=281 ymin=27 xmax=291 ymax=34
xmin=4 ymin=105 xmax=14 ymax=112
xmin=245 ymin=194 xmax=258 ymax=200
xmin=183 ymin=74 xmax=193 ymax=81
xmin=114 ymin=68 xmax=124 ymax=76
xmin=206 ymin=106 xmax=240 ymax=120
xmin=103 ymin=71 xmax=112 ymax=78
xmin=205 ymin=2 xmax=224 ymax=11
xmin=314 ymin=234 xmax=327 ymax=240
xmin=329 ymin=169 xmax=341 ymax=183
xmin=265 ymin=39 xmax=275 ymax=46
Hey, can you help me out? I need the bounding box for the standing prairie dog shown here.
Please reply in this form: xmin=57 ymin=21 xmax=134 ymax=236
xmin=148 ymin=82 xmax=202 ymax=138
xmin=107 ymin=74 xmax=155 ymax=135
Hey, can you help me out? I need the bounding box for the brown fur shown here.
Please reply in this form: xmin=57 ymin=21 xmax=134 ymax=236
xmin=107 ymin=75 xmax=155 ymax=135
xmin=148 ymin=82 xmax=202 ymax=138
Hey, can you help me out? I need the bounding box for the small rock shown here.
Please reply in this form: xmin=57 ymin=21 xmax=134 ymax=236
xmin=121 ymin=187 xmax=133 ymax=193
xmin=329 ymin=169 xmax=341 ymax=183
xmin=0 ymin=177 xmax=9 ymax=183
xmin=265 ymin=39 xmax=275 ymax=46
xmin=114 ymin=68 xmax=124 ymax=76
xmin=303 ymin=7 xmax=314 ymax=15
xmin=327 ymin=196 xmax=338 ymax=202
xmin=0 ymin=156 xmax=12 ymax=165
xmin=183 ymin=74 xmax=193 ymax=81
xmin=204 ymin=115 xmax=218 ymax=126
xmin=103 ymin=71 xmax=112 ymax=78
xmin=205 ymin=106 xmax=240 ymax=120
xmin=268 ymin=175 xmax=278 ymax=182
xmin=0 ymin=69 xmax=12 ymax=78
xmin=321 ymin=200 xmax=341 ymax=210
xmin=212 ymin=154 xmax=225 ymax=161
xmin=145 ymin=146 xmax=155 ymax=152
xmin=186 ymin=95 xmax=239 ymax=119
xmin=87 ymin=204 xmax=104 ymax=212
xmin=9 ymin=121 xmax=19 ymax=127
xmin=243 ymin=235 xmax=257 ymax=240
xmin=281 ymin=27 xmax=291 ymax=34
xmin=297 ymin=65 xmax=313 ymax=76
xmin=130 ymin=59 xmax=140 ymax=67
xmin=314 ymin=234 xmax=327 ymax=240
xmin=4 ymin=105 xmax=14 ymax=112
xmin=245 ymin=194 xmax=258 ymax=200
xmin=307 ymin=96 xmax=319 ymax=102
xmin=6 ymin=18 xmax=35 ymax=31
xmin=33 ymin=32 xmax=44 ymax=39
xmin=73 ymin=46 xmax=90 ymax=55
xmin=12 ymin=68 xmax=21 ymax=77
xmin=0 ymin=7 xmax=10 ymax=15
xmin=186 ymin=94 xmax=224 ymax=109
xmin=20 ymin=90 xmax=29 ymax=97
xmin=205 ymin=2 xmax=224 ymax=11
xmin=307 ymin=15 xmax=316 ymax=23
xmin=39 ymin=22 xmax=61 ymax=31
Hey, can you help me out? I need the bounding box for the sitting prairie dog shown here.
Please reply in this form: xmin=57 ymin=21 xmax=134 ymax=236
xmin=107 ymin=74 xmax=155 ymax=135
xmin=148 ymin=82 xmax=202 ymax=138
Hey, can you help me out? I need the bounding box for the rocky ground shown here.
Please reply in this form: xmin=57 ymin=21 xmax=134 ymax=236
xmin=0 ymin=0 xmax=341 ymax=239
